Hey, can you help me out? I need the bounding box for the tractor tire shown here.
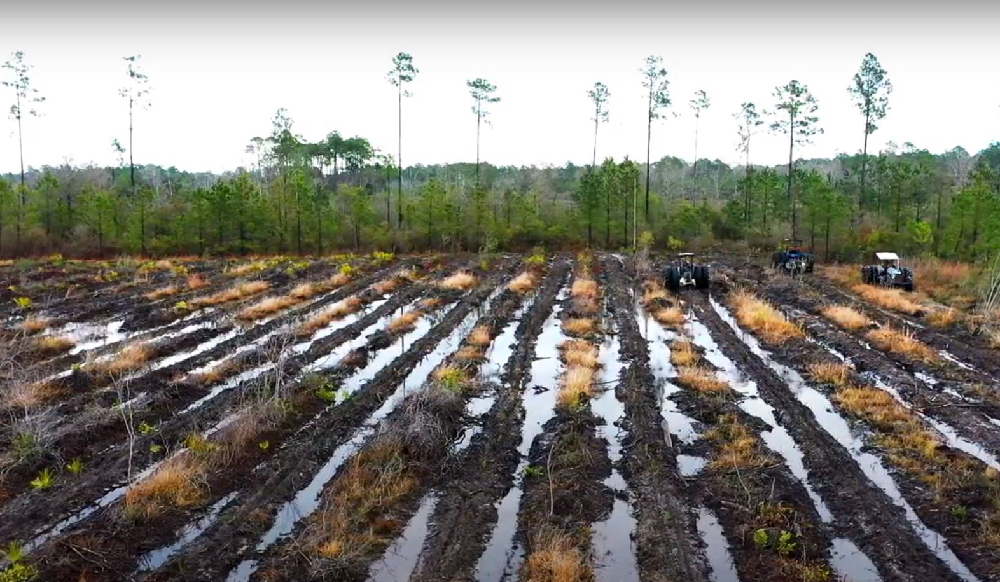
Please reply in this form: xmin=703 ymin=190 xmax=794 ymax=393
xmin=805 ymin=260 xmax=814 ymax=274
xmin=666 ymin=267 xmax=681 ymax=292
xmin=861 ymin=266 xmax=870 ymax=284
xmin=772 ymin=252 xmax=782 ymax=269
xmin=695 ymin=266 xmax=710 ymax=289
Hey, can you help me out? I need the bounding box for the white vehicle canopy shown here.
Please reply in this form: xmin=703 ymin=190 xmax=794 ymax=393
xmin=875 ymin=252 xmax=900 ymax=262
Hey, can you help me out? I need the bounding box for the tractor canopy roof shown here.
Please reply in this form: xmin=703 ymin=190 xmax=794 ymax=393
xmin=875 ymin=252 xmax=900 ymax=261
xmin=678 ymin=252 xmax=694 ymax=258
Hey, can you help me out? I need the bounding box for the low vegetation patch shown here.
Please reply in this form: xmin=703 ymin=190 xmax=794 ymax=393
xmin=670 ymin=340 xmax=699 ymax=366
xmin=123 ymin=454 xmax=207 ymax=520
xmin=562 ymin=317 xmax=596 ymax=337
xmin=560 ymin=339 xmax=598 ymax=368
xmin=523 ymin=527 xmax=591 ymax=582
xmin=653 ymin=306 xmax=685 ymax=327
xmin=186 ymin=273 xmax=208 ymax=289
xmin=237 ymin=295 xmax=298 ymax=321
xmin=296 ymin=296 xmax=364 ymax=337
xmin=145 ymin=285 xmax=180 ymax=300
xmin=851 ymin=284 xmax=923 ymax=315
xmin=191 ymin=280 xmax=269 ymax=308
xmin=389 ymin=310 xmax=423 ymax=333
xmin=440 ymin=270 xmax=477 ymax=291
xmin=807 ymin=361 xmax=851 ymax=388
xmin=820 ymin=305 xmax=871 ymax=330
xmin=866 ymin=327 xmax=939 ymax=363
xmin=705 ymin=413 xmax=773 ymax=470
xmin=677 ymin=365 xmax=728 ymax=394
xmin=926 ymin=308 xmax=960 ymax=328
xmin=88 ymin=342 xmax=153 ymax=376
xmin=508 ymin=271 xmax=536 ymax=294
xmin=18 ymin=316 xmax=50 ymax=334
xmin=32 ymin=335 xmax=75 ymax=356
xmin=467 ymin=325 xmax=491 ymax=346
xmin=730 ymin=289 xmax=803 ymax=344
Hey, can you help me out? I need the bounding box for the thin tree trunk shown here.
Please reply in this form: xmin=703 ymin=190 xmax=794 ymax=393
xmin=645 ymin=98 xmax=652 ymax=220
xmin=592 ymin=117 xmax=598 ymax=169
xmin=858 ymin=109 xmax=870 ymax=230
xmin=397 ymin=82 xmax=403 ymax=229
xmin=476 ymin=103 xmax=482 ymax=186
xmin=786 ymin=112 xmax=796 ymax=240
xmin=16 ymin=92 xmax=24 ymax=252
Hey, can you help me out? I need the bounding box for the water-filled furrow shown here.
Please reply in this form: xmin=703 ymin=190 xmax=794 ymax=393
xmin=710 ymin=296 xmax=980 ymax=582
xmin=685 ymin=312 xmax=833 ymax=523
xmin=474 ymin=286 xmax=569 ymax=582
xmin=696 ymin=507 xmax=740 ymax=582
xmin=830 ymin=537 xmax=883 ymax=582
xmin=590 ymin=330 xmax=639 ymax=582
xmin=224 ymin=308 xmax=483 ymax=582
xmin=137 ymin=492 xmax=239 ymax=572
xmin=366 ymin=495 xmax=439 ymax=582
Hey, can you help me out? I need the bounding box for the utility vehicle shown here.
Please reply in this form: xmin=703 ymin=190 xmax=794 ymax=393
xmin=665 ymin=252 xmax=710 ymax=291
xmin=862 ymin=252 xmax=915 ymax=291
xmin=772 ymin=239 xmax=815 ymax=275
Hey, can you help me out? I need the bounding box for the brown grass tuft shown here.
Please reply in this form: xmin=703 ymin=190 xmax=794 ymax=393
xmin=237 ymin=296 xmax=298 ymax=321
xmin=186 ymin=273 xmax=208 ymax=290
xmin=296 ymin=296 xmax=364 ymax=337
xmin=373 ymin=278 xmax=400 ymax=295
xmin=560 ymin=339 xmax=599 ymax=368
xmin=144 ymin=286 xmax=180 ymax=300
xmin=33 ymin=335 xmax=76 ymax=356
xmin=389 ymin=310 xmax=422 ymax=332
xmin=926 ymin=308 xmax=960 ymax=328
xmin=990 ymin=330 xmax=1000 ymax=350
xmin=653 ymin=306 xmax=685 ymax=327
xmin=835 ymin=386 xmax=912 ymax=427
xmin=730 ymin=290 xmax=803 ymax=344
xmin=706 ymin=414 xmax=772 ymax=470
xmin=508 ymin=272 xmax=536 ymax=294
xmin=557 ymin=366 xmax=596 ymax=409
xmin=821 ymin=305 xmax=871 ymax=330
xmin=289 ymin=282 xmax=319 ymax=299
xmin=91 ymin=343 xmax=153 ymax=376
xmin=123 ymin=454 xmax=206 ymax=520
xmin=468 ymin=325 xmax=492 ymax=346
xmin=677 ymin=366 xmax=729 ymax=393
xmin=820 ymin=264 xmax=861 ymax=286
xmin=562 ymin=318 xmax=596 ymax=336
xmin=642 ymin=282 xmax=669 ymax=305
xmin=440 ymin=271 xmax=477 ymax=291
xmin=327 ymin=272 xmax=351 ymax=287
xmin=851 ymin=284 xmax=923 ymax=315
xmin=4 ymin=380 xmax=64 ymax=409
xmin=18 ymin=316 xmax=51 ymax=334
xmin=419 ymin=297 xmax=443 ymax=310
xmin=455 ymin=346 xmax=484 ymax=361
xmin=191 ymin=280 xmax=269 ymax=307
xmin=571 ymin=279 xmax=598 ymax=300
xmin=807 ymin=361 xmax=851 ymax=387
xmin=669 ymin=340 xmax=699 ymax=366
xmin=866 ymin=327 xmax=938 ymax=363
xmin=524 ymin=528 xmax=591 ymax=582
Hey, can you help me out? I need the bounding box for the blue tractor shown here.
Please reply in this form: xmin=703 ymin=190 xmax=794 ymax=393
xmin=771 ymin=239 xmax=815 ymax=275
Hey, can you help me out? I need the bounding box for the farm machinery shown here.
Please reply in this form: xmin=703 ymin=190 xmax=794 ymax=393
xmin=772 ymin=239 xmax=815 ymax=275
xmin=862 ymin=252 xmax=915 ymax=291
xmin=664 ymin=252 xmax=710 ymax=291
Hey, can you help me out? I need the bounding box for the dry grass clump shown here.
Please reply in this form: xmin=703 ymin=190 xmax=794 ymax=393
xmin=312 ymin=440 xmax=417 ymax=561
xmin=706 ymin=413 xmax=772 ymax=470
xmin=289 ymin=282 xmax=319 ymax=299
xmin=389 ymin=310 xmax=423 ymax=332
xmin=186 ymin=357 xmax=243 ymax=385
xmin=561 ymin=339 xmax=599 ymax=368
xmin=926 ymin=308 xmax=960 ymax=328
xmin=991 ymin=330 xmax=1000 ymax=350
xmin=468 ymin=325 xmax=492 ymax=346
xmin=186 ymin=273 xmax=208 ymax=290
xmin=677 ymin=366 xmax=728 ymax=394
xmin=191 ymin=280 xmax=269 ymax=307
xmin=237 ymin=295 xmax=298 ymax=321
xmin=455 ymin=345 xmax=484 ymax=362
xmin=866 ymin=327 xmax=939 ymax=363
xmin=807 ymin=361 xmax=851 ymax=388
xmin=296 ymin=296 xmax=364 ymax=337
xmin=18 ymin=316 xmax=50 ymax=334
xmin=557 ymin=366 xmax=597 ymax=409
xmin=373 ymin=277 xmax=400 ymax=295
xmin=523 ymin=528 xmax=591 ymax=582
xmin=145 ymin=286 xmax=180 ymax=300
xmin=730 ymin=289 xmax=803 ymax=344
xmin=327 ymin=272 xmax=351 ymax=287
xmin=228 ymin=261 xmax=267 ymax=277
xmin=835 ymin=386 xmax=912 ymax=427
xmin=440 ymin=270 xmax=477 ymax=291
xmin=419 ymin=297 xmax=444 ymax=310
xmin=669 ymin=340 xmax=699 ymax=366
xmin=911 ymin=258 xmax=978 ymax=306
xmin=821 ymin=305 xmax=871 ymax=330
xmin=653 ymin=306 xmax=685 ymax=328
xmin=571 ymin=278 xmax=598 ymax=300
xmin=642 ymin=282 xmax=669 ymax=305
xmin=563 ymin=318 xmax=596 ymax=336
xmin=851 ymin=284 xmax=923 ymax=315
xmin=508 ymin=272 xmax=536 ymax=293
xmin=821 ymin=263 xmax=861 ymax=285
xmin=4 ymin=380 xmax=63 ymax=409
xmin=90 ymin=342 xmax=153 ymax=376
xmin=123 ymin=454 xmax=207 ymax=520
xmin=32 ymin=335 xmax=76 ymax=356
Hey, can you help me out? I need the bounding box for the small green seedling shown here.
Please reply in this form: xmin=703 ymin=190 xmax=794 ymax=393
xmin=950 ymin=505 xmax=969 ymax=521
xmin=3 ymin=541 xmax=26 ymax=564
xmin=174 ymin=300 xmax=190 ymax=311
xmin=523 ymin=465 xmax=544 ymax=478
xmin=185 ymin=433 xmax=218 ymax=456
xmin=752 ymin=528 xmax=769 ymax=549
xmin=12 ymin=434 xmax=37 ymax=459
xmin=30 ymin=469 xmax=53 ymax=490
xmin=316 ymin=386 xmax=338 ymax=402
xmin=259 ymin=440 xmax=270 ymax=451
xmin=149 ymin=443 xmax=163 ymax=454
xmin=65 ymin=458 xmax=85 ymax=475
xmin=12 ymin=297 xmax=32 ymax=310
xmin=138 ymin=421 xmax=156 ymax=435
xmin=776 ymin=530 xmax=796 ymax=556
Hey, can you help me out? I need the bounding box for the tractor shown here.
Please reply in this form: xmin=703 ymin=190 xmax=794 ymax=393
xmin=862 ymin=252 xmax=915 ymax=291
xmin=665 ymin=252 xmax=710 ymax=291
xmin=772 ymin=239 xmax=815 ymax=275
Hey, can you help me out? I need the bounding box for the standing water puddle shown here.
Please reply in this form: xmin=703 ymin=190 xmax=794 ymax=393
xmin=367 ymin=495 xmax=439 ymax=582
xmin=225 ymin=308 xmax=481 ymax=582
xmin=696 ymin=507 xmax=739 ymax=582
xmin=475 ymin=285 xmax=569 ymax=582
xmin=830 ymin=537 xmax=882 ymax=582
xmin=138 ymin=492 xmax=239 ymax=572
xmin=686 ymin=314 xmax=833 ymax=523
xmin=590 ymin=331 xmax=640 ymax=582
xmin=710 ymin=297 xmax=980 ymax=582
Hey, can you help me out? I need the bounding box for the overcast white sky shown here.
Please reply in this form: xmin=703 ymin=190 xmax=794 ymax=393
xmin=1 ymin=0 xmax=998 ymax=174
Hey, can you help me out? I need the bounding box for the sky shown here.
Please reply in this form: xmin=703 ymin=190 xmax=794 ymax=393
xmin=1 ymin=0 xmax=999 ymax=175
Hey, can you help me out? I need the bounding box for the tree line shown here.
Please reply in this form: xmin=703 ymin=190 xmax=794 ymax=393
xmin=1 ymin=49 xmax=998 ymax=262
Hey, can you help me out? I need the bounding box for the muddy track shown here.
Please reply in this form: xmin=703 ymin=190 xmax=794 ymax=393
xmin=805 ymin=272 xmax=1000 ymax=379
xmin=0 ymin=276 xmax=430 ymax=543
xmin=687 ymin=290 xmax=963 ymax=582
xmin=603 ymin=257 xmax=713 ymax=582
xmin=252 ymin=271 xmax=536 ymax=581
xmin=407 ymin=260 xmax=570 ymax=582
xmin=736 ymin=271 xmax=1000 ymax=461
xmin=131 ymin=259 xmax=517 ymax=582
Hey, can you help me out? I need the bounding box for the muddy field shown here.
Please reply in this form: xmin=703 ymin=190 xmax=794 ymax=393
xmin=1 ymin=252 xmax=998 ymax=582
